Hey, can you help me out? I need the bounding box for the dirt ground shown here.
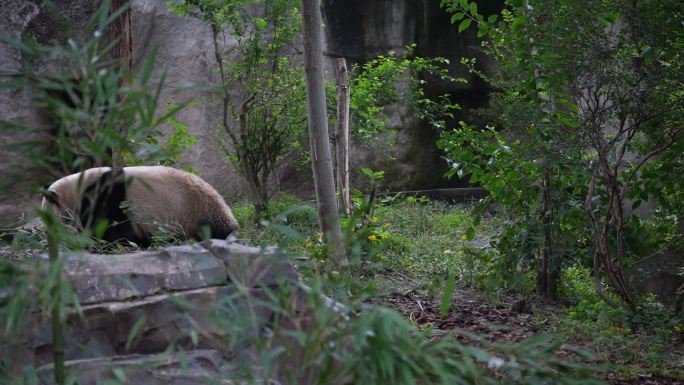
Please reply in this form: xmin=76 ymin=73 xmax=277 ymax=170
xmin=380 ymin=286 xmax=684 ymax=385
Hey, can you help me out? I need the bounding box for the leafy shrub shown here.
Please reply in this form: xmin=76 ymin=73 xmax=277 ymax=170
xmin=231 ymin=205 xmax=256 ymax=229
xmin=559 ymin=266 xmax=600 ymax=306
xmin=209 ymin=269 xmax=605 ymax=385
xmin=265 ymin=194 xmax=317 ymax=230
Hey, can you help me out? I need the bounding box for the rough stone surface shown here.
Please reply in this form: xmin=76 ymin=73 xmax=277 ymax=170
xmin=132 ymin=0 xmax=248 ymax=199
xmin=54 ymin=244 xmax=227 ymax=304
xmin=28 ymin=286 xmax=239 ymax=366
xmin=36 ymin=350 xmax=234 ymax=385
xmin=201 ymin=239 xmax=299 ymax=287
xmin=626 ymin=236 xmax=684 ymax=307
xmin=322 ymin=0 xmax=503 ymax=191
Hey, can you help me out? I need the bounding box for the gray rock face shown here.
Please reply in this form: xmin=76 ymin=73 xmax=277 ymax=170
xmin=30 ymin=286 xmax=239 ymax=366
xmin=322 ymin=0 xmax=503 ymax=191
xmin=0 ymin=1 xmax=46 ymax=226
xmin=2 ymin=240 xmax=310 ymax=385
xmin=132 ymin=0 xmax=247 ymax=198
xmin=0 ymin=0 xmax=247 ymax=227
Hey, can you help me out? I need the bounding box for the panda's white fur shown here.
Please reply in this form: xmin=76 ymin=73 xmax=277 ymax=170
xmin=42 ymin=166 xmax=239 ymax=245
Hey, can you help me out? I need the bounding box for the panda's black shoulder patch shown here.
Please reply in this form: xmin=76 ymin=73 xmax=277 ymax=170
xmin=80 ymin=168 xmax=150 ymax=247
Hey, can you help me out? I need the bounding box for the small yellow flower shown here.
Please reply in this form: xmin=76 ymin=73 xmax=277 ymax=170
xmin=368 ymin=234 xmax=378 ymax=241
xmin=371 ymin=216 xmax=380 ymax=222
xmin=305 ymin=240 xmax=313 ymax=248
xmin=674 ymin=324 xmax=683 ymax=334
xmin=459 ymin=234 xmax=468 ymax=240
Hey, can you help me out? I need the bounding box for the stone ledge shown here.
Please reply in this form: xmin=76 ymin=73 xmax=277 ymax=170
xmin=36 ymin=349 xmax=240 ymax=385
xmin=2 ymin=240 xmax=317 ymax=384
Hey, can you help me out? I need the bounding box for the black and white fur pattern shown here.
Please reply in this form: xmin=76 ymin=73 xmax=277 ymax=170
xmin=42 ymin=166 xmax=239 ymax=247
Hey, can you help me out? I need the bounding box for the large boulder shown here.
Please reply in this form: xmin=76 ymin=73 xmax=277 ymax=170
xmin=1 ymin=240 xmax=321 ymax=385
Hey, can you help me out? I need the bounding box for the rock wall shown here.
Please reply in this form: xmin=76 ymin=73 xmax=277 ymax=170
xmin=0 ymin=0 xmax=248 ymax=226
xmin=322 ymin=0 xmax=502 ymax=191
xmin=0 ymin=0 xmax=501 ymax=225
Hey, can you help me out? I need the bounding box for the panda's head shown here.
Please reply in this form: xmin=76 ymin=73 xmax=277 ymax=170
xmin=40 ymin=167 xmax=112 ymax=222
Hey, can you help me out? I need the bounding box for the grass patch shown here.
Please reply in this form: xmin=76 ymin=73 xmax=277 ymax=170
xmin=233 ymin=195 xmax=684 ymax=377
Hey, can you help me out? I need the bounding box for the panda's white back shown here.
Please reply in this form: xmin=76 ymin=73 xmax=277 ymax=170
xmin=42 ymin=165 xmax=238 ymax=244
xmin=123 ymin=166 xmax=239 ymax=239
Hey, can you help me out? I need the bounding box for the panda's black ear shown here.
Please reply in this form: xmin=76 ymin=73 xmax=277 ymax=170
xmin=42 ymin=189 xmax=59 ymax=207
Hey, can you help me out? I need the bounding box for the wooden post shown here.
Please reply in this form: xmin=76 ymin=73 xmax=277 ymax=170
xmin=301 ymin=0 xmax=348 ymax=267
xmin=334 ymin=58 xmax=351 ymax=216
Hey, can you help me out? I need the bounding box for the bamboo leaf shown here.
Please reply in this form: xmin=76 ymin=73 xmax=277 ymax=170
xmin=440 ymin=273 xmax=456 ymax=317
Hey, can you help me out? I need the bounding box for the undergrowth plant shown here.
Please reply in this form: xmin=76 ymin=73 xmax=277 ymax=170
xmin=199 ymin=228 xmax=607 ymax=385
xmin=348 ymin=44 xmax=462 ymax=143
xmin=169 ymin=0 xmax=307 ymax=217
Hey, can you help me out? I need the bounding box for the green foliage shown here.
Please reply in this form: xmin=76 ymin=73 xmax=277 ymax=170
xmin=349 ymin=45 xmax=462 ymax=142
xmin=234 ymin=194 xmax=493 ymax=285
xmin=264 ymin=194 xmax=315 ymax=226
xmin=438 ymin=120 xmax=588 ymax=298
xmin=441 ymin=0 xmax=492 ymax=37
xmin=1 ymin=1 xmax=190 ymax=183
xmin=366 ymin=200 xmax=483 ymax=280
xmin=558 ymin=268 xmax=682 ymax=368
xmin=124 ymin=99 xmax=198 ymax=168
xmin=169 ymin=0 xmax=306 ymax=215
xmin=207 ymin=267 xmax=604 ymax=385
xmin=233 ymin=194 xmax=318 ymax=256
xmin=440 ymin=0 xmax=684 ymax=305
xmin=559 ymin=266 xmax=600 ymax=305
xmin=235 ymin=198 xmax=682 ymax=376
xmin=558 ymin=294 xmax=681 ymax=368
xmin=232 ymin=204 xmax=256 ymax=229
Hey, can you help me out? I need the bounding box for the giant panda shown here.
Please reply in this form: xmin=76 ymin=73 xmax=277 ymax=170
xmin=41 ymin=166 xmax=239 ymax=247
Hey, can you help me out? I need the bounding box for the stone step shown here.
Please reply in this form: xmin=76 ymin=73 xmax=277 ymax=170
xmin=36 ymin=349 xmax=254 ymax=385
xmin=26 ymin=286 xmax=274 ymax=367
xmin=55 ymin=244 xmax=228 ymax=305
xmin=4 ymin=240 xmax=302 ymax=377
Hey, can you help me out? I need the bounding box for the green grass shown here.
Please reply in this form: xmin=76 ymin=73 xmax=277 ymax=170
xmin=232 ymin=194 xmax=684 ymax=377
xmin=234 ymin=196 xmax=481 ymax=274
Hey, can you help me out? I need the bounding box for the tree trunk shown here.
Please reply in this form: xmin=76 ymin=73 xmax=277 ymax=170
xmin=240 ymin=154 xmax=268 ymax=218
xmin=110 ymin=0 xmax=132 ymax=168
xmin=334 ymin=58 xmax=351 ymax=216
xmin=301 ymin=0 xmax=347 ymax=267
xmin=543 ymin=173 xmax=560 ymax=301
xmin=110 ymin=0 xmax=133 ymax=72
xmin=536 ymin=171 xmax=555 ymax=300
xmin=584 ymin=173 xmax=627 ymax=308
